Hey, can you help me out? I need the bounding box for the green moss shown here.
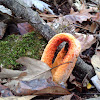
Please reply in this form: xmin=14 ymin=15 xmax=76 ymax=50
xmin=0 ymin=32 xmax=47 ymax=68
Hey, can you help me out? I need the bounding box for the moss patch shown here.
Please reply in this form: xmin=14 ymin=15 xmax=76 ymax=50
xmin=0 ymin=32 xmax=47 ymax=68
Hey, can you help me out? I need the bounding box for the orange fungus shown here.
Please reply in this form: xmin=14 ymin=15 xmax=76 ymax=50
xmin=41 ymin=33 xmax=81 ymax=84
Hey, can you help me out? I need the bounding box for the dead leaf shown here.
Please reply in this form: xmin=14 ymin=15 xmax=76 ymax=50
xmin=64 ymin=14 xmax=90 ymax=23
xmin=10 ymin=78 xmax=70 ymax=96
xmin=91 ymin=75 xmax=100 ymax=92
xmin=16 ymin=57 xmax=52 ymax=81
xmin=0 ymin=68 xmax=23 ymax=79
xmin=0 ymin=95 xmax=36 ymax=100
xmin=0 ymin=84 xmax=13 ymax=97
xmin=39 ymin=14 xmax=58 ymax=18
xmin=4 ymin=57 xmax=53 ymax=95
xmin=90 ymin=22 xmax=98 ymax=33
xmin=4 ymin=57 xmax=70 ymax=96
xmin=91 ymin=46 xmax=100 ymax=79
xmin=74 ymin=33 xmax=96 ymax=52
xmin=5 ymin=79 xmax=23 ymax=94
xmin=92 ymin=12 xmax=100 ymax=24
xmin=64 ymin=4 xmax=96 ymax=23
xmin=69 ymin=74 xmax=76 ymax=82
xmin=17 ymin=22 xmax=34 ymax=35
xmin=54 ymin=93 xmax=82 ymax=100
xmin=39 ymin=13 xmax=58 ymax=22
xmin=34 ymin=86 xmax=70 ymax=95
xmin=54 ymin=94 xmax=73 ymax=100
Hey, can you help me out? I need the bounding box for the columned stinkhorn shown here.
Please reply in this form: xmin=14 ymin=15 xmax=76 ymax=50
xmin=41 ymin=33 xmax=81 ymax=84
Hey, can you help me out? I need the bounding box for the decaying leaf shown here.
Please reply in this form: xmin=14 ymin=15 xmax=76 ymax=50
xmin=0 ymin=68 xmax=23 ymax=79
xmin=91 ymin=46 xmax=100 ymax=79
xmin=0 ymin=57 xmax=52 ymax=80
xmin=5 ymin=78 xmax=70 ymax=96
xmin=17 ymin=22 xmax=34 ymax=35
xmin=12 ymin=78 xmax=57 ymax=96
xmin=91 ymin=75 xmax=100 ymax=92
xmin=1 ymin=57 xmax=52 ymax=94
xmin=54 ymin=94 xmax=74 ymax=100
xmin=4 ymin=57 xmax=70 ymax=96
xmin=74 ymin=33 xmax=96 ymax=52
xmin=90 ymin=22 xmax=98 ymax=33
xmin=92 ymin=12 xmax=100 ymax=24
xmin=34 ymin=86 xmax=70 ymax=95
xmin=54 ymin=93 xmax=82 ymax=100
xmin=39 ymin=13 xmax=58 ymax=22
xmin=69 ymin=4 xmax=96 ymax=23
xmin=0 ymin=84 xmax=13 ymax=97
xmin=16 ymin=57 xmax=52 ymax=81
xmin=64 ymin=6 xmax=95 ymax=23
xmin=0 ymin=95 xmax=36 ymax=100
xmin=4 ymin=57 xmax=52 ymax=86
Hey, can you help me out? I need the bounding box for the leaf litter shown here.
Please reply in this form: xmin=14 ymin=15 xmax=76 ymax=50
xmin=1 ymin=57 xmax=70 ymax=97
xmin=0 ymin=0 xmax=100 ymax=99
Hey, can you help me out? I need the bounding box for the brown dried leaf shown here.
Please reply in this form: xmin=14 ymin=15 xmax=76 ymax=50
xmin=92 ymin=12 xmax=100 ymax=24
xmin=54 ymin=93 xmax=82 ymax=100
xmin=91 ymin=46 xmax=100 ymax=79
xmin=5 ymin=57 xmax=52 ymax=94
xmin=34 ymin=86 xmax=70 ymax=95
xmin=12 ymin=78 xmax=70 ymax=96
xmin=90 ymin=22 xmax=98 ymax=33
xmin=0 ymin=84 xmax=13 ymax=97
xmin=0 ymin=95 xmax=36 ymax=100
xmin=74 ymin=33 xmax=96 ymax=52
xmin=64 ymin=14 xmax=90 ymax=23
xmin=39 ymin=13 xmax=58 ymax=22
xmin=16 ymin=57 xmax=52 ymax=81
xmin=17 ymin=22 xmax=34 ymax=35
xmin=54 ymin=94 xmax=73 ymax=100
xmin=64 ymin=4 xmax=96 ymax=23
xmin=0 ymin=68 xmax=23 ymax=79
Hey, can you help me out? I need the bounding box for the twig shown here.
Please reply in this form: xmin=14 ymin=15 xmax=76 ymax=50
xmin=79 ymin=93 xmax=100 ymax=95
xmin=51 ymin=61 xmax=72 ymax=70
xmin=58 ymin=1 xmax=67 ymax=8
xmin=32 ymin=61 xmax=72 ymax=79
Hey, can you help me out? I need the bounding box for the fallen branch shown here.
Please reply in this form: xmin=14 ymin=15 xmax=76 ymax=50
xmin=74 ymin=57 xmax=95 ymax=80
xmin=0 ymin=0 xmax=57 ymax=41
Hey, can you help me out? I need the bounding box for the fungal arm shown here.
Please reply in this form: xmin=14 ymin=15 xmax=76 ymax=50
xmin=41 ymin=33 xmax=81 ymax=84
